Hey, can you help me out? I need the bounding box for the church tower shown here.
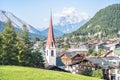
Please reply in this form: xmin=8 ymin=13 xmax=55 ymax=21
xmin=45 ymin=12 xmax=56 ymax=66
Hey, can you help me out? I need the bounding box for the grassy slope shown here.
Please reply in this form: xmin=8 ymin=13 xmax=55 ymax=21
xmin=0 ymin=66 xmax=101 ymax=80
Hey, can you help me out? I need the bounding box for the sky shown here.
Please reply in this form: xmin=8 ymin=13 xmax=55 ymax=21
xmin=0 ymin=0 xmax=120 ymax=30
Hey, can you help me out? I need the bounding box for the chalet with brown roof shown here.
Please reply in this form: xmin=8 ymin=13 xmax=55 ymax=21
xmin=60 ymin=52 xmax=84 ymax=66
xmin=59 ymin=51 xmax=86 ymax=74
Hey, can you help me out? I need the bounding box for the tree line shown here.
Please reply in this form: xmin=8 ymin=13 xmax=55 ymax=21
xmin=0 ymin=20 xmax=44 ymax=68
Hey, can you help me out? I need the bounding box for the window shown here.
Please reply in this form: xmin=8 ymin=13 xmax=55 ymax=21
xmin=111 ymin=76 xmax=115 ymax=80
xmin=113 ymin=62 xmax=116 ymax=64
xmin=76 ymin=64 xmax=78 ymax=67
xmin=118 ymin=70 xmax=120 ymax=74
xmin=76 ymin=70 xmax=78 ymax=72
xmin=51 ymin=50 xmax=54 ymax=56
xmin=51 ymin=42 xmax=54 ymax=47
xmin=47 ymin=50 xmax=48 ymax=56
xmin=111 ymin=69 xmax=115 ymax=73
xmin=118 ymin=76 xmax=120 ymax=80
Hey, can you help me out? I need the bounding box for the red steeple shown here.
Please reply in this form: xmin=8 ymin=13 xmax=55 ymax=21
xmin=46 ymin=12 xmax=55 ymax=48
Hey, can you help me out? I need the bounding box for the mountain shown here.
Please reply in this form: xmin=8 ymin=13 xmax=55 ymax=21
xmin=53 ymin=11 xmax=89 ymax=33
xmin=42 ymin=19 xmax=87 ymax=37
xmin=67 ymin=4 xmax=120 ymax=38
xmin=41 ymin=10 xmax=89 ymax=37
xmin=54 ymin=20 xmax=87 ymax=33
xmin=41 ymin=28 xmax=64 ymax=37
xmin=0 ymin=10 xmax=45 ymax=39
xmin=0 ymin=10 xmax=65 ymax=38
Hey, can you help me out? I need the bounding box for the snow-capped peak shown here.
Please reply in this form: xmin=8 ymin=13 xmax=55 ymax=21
xmin=54 ymin=7 xmax=90 ymax=26
xmin=0 ymin=10 xmax=8 ymax=21
xmin=0 ymin=10 xmax=41 ymax=34
xmin=53 ymin=7 xmax=90 ymax=33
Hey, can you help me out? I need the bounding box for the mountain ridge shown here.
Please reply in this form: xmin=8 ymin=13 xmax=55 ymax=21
xmin=0 ymin=10 xmax=71 ymax=38
xmin=66 ymin=4 xmax=120 ymax=38
xmin=54 ymin=19 xmax=87 ymax=33
xmin=0 ymin=10 xmax=45 ymax=39
xmin=0 ymin=10 xmax=89 ymax=38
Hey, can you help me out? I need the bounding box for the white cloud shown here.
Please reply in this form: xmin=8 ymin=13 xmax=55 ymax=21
xmin=43 ymin=18 xmax=48 ymax=22
xmin=54 ymin=7 xmax=90 ymax=25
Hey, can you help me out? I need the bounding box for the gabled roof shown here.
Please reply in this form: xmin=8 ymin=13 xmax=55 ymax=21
xmin=60 ymin=52 xmax=79 ymax=59
xmin=68 ymin=47 xmax=88 ymax=52
xmin=86 ymin=56 xmax=120 ymax=69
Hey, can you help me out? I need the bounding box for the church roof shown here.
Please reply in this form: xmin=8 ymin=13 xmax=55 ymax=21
xmin=46 ymin=13 xmax=55 ymax=48
xmin=56 ymin=57 xmax=65 ymax=66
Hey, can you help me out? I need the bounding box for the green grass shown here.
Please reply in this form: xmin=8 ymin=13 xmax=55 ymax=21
xmin=0 ymin=66 xmax=101 ymax=80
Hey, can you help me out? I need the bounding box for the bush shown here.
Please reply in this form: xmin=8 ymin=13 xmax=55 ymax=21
xmin=81 ymin=67 xmax=93 ymax=76
xmin=92 ymin=69 xmax=103 ymax=79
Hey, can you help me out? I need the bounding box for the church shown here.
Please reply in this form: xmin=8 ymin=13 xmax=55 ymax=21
xmin=44 ymin=13 xmax=66 ymax=71
xmin=45 ymin=13 xmax=56 ymax=66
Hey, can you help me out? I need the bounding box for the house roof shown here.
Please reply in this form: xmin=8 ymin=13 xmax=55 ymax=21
xmin=60 ymin=52 xmax=79 ymax=59
xmin=68 ymin=45 xmax=88 ymax=52
xmin=104 ymin=50 xmax=113 ymax=57
xmin=56 ymin=57 xmax=65 ymax=66
xmin=97 ymin=50 xmax=116 ymax=57
xmin=104 ymin=43 xmax=116 ymax=48
xmin=87 ymin=56 xmax=120 ymax=69
xmin=104 ymin=56 xmax=120 ymax=61
xmin=68 ymin=47 xmax=88 ymax=52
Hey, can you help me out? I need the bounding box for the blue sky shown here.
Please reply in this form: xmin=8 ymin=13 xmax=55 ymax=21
xmin=0 ymin=0 xmax=119 ymax=30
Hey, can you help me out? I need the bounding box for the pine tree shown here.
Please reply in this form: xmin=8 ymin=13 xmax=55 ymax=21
xmin=16 ymin=24 xmax=33 ymax=66
xmin=0 ymin=22 xmax=44 ymax=68
xmin=29 ymin=50 xmax=44 ymax=68
xmin=17 ymin=25 xmax=44 ymax=68
xmin=0 ymin=32 xmax=3 ymax=64
xmin=1 ymin=20 xmax=18 ymax=65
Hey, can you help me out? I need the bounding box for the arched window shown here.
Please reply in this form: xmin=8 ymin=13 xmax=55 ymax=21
xmin=51 ymin=50 xmax=54 ymax=56
xmin=47 ymin=50 xmax=48 ymax=56
xmin=51 ymin=42 xmax=53 ymax=47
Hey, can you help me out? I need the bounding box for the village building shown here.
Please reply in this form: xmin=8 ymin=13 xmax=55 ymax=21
xmin=68 ymin=45 xmax=88 ymax=56
xmin=44 ymin=13 xmax=68 ymax=72
xmin=44 ymin=13 xmax=120 ymax=79
xmin=59 ymin=49 xmax=120 ymax=80
xmin=85 ymin=56 xmax=120 ymax=80
xmin=104 ymin=43 xmax=117 ymax=51
xmin=59 ymin=51 xmax=88 ymax=74
xmin=98 ymin=50 xmax=119 ymax=58
xmin=78 ymin=50 xmax=120 ymax=80
xmin=45 ymin=13 xmax=56 ymax=66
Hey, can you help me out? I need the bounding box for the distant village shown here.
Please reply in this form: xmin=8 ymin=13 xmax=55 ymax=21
xmin=33 ymin=14 xmax=120 ymax=80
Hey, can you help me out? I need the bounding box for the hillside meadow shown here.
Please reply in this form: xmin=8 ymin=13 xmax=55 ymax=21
xmin=0 ymin=66 xmax=101 ymax=80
